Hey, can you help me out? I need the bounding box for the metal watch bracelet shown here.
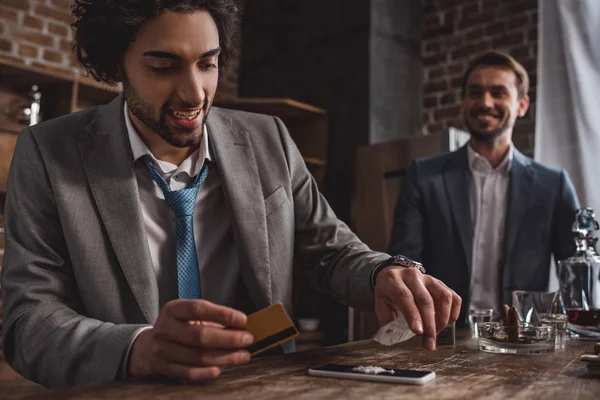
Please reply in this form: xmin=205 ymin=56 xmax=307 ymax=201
xmin=391 ymin=256 xmax=426 ymax=274
xmin=371 ymin=256 xmax=426 ymax=290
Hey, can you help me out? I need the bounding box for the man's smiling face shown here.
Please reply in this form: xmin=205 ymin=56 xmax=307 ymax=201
xmin=462 ymin=65 xmax=529 ymax=143
xmin=120 ymin=10 xmax=221 ymax=149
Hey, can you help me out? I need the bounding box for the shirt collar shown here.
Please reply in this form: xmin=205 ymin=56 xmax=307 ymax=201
xmin=124 ymin=101 xmax=211 ymax=176
xmin=467 ymin=142 xmax=513 ymax=174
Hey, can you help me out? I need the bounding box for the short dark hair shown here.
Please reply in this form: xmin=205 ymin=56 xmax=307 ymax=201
xmin=71 ymin=0 xmax=239 ymax=84
xmin=462 ymin=50 xmax=530 ymax=99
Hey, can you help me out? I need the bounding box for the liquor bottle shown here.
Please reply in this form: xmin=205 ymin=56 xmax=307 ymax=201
xmin=16 ymin=85 xmax=42 ymax=126
xmin=28 ymin=85 xmax=41 ymax=126
xmin=557 ymin=208 xmax=600 ymax=334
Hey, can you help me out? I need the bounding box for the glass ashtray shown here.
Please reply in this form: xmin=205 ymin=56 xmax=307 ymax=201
xmin=477 ymin=322 xmax=556 ymax=355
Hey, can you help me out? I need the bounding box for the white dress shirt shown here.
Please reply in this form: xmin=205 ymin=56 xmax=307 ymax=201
xmin=124 ymin=102 xmax=240 ymax=308
xmin=468 ymin=144 xmax=513 ymax=317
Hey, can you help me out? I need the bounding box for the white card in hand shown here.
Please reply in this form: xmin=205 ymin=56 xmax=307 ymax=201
xmin=372 ymin=315 xmax=416 ymax=346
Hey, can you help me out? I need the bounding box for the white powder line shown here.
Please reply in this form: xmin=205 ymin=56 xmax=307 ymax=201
xmin=351 ymin=366 xmax=395 ymax=375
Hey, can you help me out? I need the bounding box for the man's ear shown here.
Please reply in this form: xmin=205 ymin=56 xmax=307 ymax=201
xmin=517 ymin=94 xmax=530 ymax=117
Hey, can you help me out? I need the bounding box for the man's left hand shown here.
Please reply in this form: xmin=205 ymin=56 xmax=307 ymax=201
xmin=374 ymin=266 xmax=462 ymax=351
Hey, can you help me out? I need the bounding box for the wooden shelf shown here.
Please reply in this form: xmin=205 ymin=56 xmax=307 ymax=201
xmin=74 ymin=81 xmax=120 ymax=112
xmin=0 ymin=55 xmax=75 ymax=84
xmin=0 ymin=55 xmax=123 ymax=122
xmin=0 ymin=56 xmax=121 ymax=95
xmin=78 ymin=76 xmax=121 ymax=94
xmin=216 ymin=97 xmax=326 ymax=119
xmin=0 ymin=58 xmax=100 ymax=188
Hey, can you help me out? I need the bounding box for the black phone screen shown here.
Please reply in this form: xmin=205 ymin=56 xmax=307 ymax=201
xmin=312 ymin=364 xmax=432 ymax=378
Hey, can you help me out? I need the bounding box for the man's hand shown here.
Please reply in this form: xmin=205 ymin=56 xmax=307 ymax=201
xmin=374 ymin=266 xmax=461 ymax=351
xmin=128 ymin=299 xmax=254 ymax=381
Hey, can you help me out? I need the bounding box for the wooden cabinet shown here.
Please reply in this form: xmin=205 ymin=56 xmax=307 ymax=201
xmin=0 ymin=56 xmax=120 ymax=193
xmin=0 ymin=56 xmax=120 ymax=130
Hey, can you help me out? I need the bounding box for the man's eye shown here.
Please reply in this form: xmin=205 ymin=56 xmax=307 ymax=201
xmin=149 ymin=66 xmax=174 ymax=73
xmin=200 ymin=63 xmax=217 ymax=70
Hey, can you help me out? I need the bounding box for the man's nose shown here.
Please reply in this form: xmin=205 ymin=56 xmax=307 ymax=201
xmin=176 ymin=69 xmax=206 ymax=107
xmin=479 ymin=91 xmax=494 ymax=108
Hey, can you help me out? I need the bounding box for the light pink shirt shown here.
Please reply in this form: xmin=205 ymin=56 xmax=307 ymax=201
xmin=468 ymin=144 xmax=513 ymax=317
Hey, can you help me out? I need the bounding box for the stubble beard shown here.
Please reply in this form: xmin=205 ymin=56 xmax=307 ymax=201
xmin=464 ymin=109 xmax=511 ymax=144
xmin=123 ymin=80 xmax=210 ymax=149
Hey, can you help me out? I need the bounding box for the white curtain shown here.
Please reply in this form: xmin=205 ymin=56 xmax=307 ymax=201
xmin=536 ymin=0 xmax=600 ymax=290
xmin=536 ymin=0 xmax=600 ymax=214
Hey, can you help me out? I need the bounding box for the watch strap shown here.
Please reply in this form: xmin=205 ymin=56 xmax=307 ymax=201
xmin=370 ymin=255 xmax=425 ymax=290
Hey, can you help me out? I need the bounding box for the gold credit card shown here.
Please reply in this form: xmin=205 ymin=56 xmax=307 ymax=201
xmin=245 ymin=303 xmax=299 ymax=356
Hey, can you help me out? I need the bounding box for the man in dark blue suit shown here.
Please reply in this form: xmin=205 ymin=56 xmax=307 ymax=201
xmin=388 ymin=51 xmax=580 ymax=324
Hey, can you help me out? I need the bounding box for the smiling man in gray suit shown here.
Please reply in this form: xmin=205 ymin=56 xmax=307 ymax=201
xmin=388 ymin=51 xmax=579 ymax=326
xmin=1 ymin=0 xmax=461 ymax=389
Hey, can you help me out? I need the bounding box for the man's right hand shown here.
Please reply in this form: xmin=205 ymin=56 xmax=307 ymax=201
xmin=128 ymin=299 xmax=254 ymax=381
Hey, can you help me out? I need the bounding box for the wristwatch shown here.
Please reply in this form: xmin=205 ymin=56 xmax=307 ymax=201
xmin=387 ymin=255 xmax=426 ymax=274
xmin=370 ymin=255 xmax=426 ymax=290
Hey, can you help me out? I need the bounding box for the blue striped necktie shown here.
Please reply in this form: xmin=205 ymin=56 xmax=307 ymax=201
xmin=142 ymin=155 xmax=209 ymax=299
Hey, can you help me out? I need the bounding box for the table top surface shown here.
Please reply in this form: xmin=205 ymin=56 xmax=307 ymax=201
xmin=1 ymin=331 xmax=599 ymax=400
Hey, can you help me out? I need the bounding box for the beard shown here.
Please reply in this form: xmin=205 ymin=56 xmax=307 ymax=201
xmin=122 ymin=77 xmax=210 ymax=149
xmin=464 ymin=107 xmax=511 ymax=143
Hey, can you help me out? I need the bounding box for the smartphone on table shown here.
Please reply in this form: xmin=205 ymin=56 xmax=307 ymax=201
xmin=308 ymin=363 xmax=435 ymax=385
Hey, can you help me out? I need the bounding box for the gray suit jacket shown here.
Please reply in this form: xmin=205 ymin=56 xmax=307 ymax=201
xmin=1 ymin=95 xmax=388 ymax=388
xmin=388 ymin=145 xmax=580 ymax=324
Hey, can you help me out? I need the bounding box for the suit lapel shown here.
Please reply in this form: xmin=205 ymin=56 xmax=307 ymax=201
xmin=78 ymin=95 xmax=159 ymax=323
xmin=444 ymin=145 xmax=474 ymax=277
xmin=504 ymin=149 xmax=534 ymax=263
xmin=206 ymin=108 xmax=272 ymax=311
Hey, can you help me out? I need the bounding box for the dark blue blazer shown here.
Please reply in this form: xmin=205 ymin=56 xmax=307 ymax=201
xmin=388 ymin=145 xmax=580 ymax=323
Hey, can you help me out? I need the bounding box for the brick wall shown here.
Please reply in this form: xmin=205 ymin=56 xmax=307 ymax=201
xmin=421 ymin=0 xmax=538 ymax=156
xmin=0 ymin=0 xmax=76 ymax=73
xmin=0 ymin=0 xmax=242 ymax=99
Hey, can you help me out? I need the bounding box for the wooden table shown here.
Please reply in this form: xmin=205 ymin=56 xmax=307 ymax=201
xmin=1 ymin=331 xmax=599 ymax=399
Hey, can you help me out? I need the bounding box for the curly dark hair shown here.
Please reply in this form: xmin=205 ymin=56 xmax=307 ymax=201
xmin=71 ymin=0 xmax=239 ymax=84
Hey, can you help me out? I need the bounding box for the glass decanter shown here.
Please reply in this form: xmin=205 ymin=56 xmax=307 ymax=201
xmin=557 ymin=208 xmax=600 ymax=337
